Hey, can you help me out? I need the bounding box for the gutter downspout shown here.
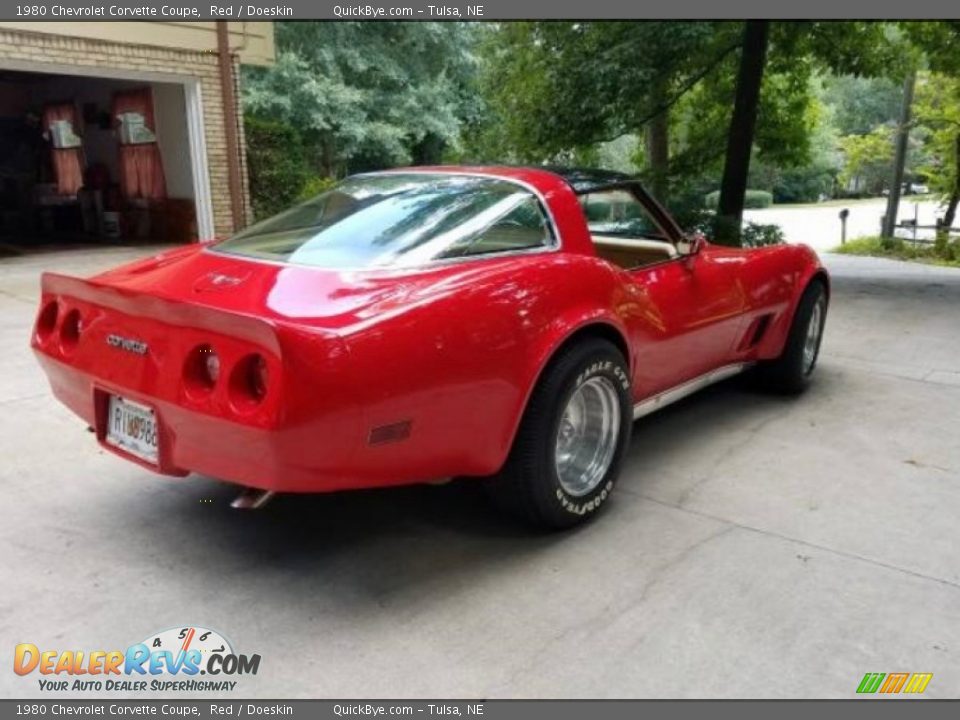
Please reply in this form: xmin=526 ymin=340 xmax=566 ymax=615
xmin=216 ymin=21 xmax=246 ymax=232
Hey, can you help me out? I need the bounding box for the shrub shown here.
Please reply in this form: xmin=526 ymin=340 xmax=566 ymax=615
xmin=741 ymin=222 xmax=785 ymax=247
xmin=704 ymin=189 xmax=774 ymax=210
xmin=707 ymin=216 xmax=784 ymax=247
xmin=772 ymin=166 xmax=836 ymax=204
xmin=668 ymin=203 xmax=785 ymax=247
xmin=669 ymin=207 xmax=714 ymax=235
xmin=296 ymin=176 xmax=338 ymax=203
xmin=245 ymin=115 xmax=311 ymax=221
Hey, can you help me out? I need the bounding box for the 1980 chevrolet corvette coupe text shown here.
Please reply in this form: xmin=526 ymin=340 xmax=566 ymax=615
xmin=32 ymin=167 xmax=828 ymax=528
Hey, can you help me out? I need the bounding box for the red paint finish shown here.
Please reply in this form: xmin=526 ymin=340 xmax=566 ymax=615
xmin=31 ymin=167 xmax=827 ymax=493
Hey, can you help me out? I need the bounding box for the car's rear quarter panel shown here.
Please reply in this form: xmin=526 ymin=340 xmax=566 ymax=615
xmin=335 ymin=253 xmax=629 ymax=483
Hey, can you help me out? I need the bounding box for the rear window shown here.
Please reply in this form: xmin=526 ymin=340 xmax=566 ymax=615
xmin=213 ymin=173 xmax=554 ymax=269
xmin=579 ymin=188 xmax=662 ymax=238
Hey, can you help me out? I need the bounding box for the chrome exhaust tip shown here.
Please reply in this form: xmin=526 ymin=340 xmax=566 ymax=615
xmin=230 ymin=488 xmax=276 ymax=510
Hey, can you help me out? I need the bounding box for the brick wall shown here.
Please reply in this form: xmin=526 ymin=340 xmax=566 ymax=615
xmin=0 ymin=27 xmax=250 ymax=238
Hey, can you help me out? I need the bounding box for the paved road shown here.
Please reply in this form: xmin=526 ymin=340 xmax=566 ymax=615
xmin=745 ymin=198 xmax=943 ymax=251
xmin=1 ymin=246 xmax=958 ymax=698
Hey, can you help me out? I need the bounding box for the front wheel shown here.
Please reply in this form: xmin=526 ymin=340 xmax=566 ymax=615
xmin=485 ymin=338 xmax=632 ymax=529
xmin=755 ymin=280 xmax=828 ymax=394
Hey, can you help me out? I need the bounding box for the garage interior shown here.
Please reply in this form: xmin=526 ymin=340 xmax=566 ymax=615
xmin=0 ymin=69 xmax=198 ymax=255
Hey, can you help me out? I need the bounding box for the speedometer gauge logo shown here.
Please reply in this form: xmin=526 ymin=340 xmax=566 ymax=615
xmin=142 ymin=626 xmax=234 ymax=661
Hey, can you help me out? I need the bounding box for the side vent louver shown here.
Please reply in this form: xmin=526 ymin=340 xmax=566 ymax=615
xmin=738 ymin=313 xmax=774 ymax=351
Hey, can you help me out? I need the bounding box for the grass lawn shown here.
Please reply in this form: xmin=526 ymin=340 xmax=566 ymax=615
xmin=832 ymin=236 xmax=960 ymax=268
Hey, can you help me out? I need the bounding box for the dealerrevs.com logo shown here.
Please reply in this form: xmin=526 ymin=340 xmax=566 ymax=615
xmin=14 ymin=626 xmax=260 ymax=693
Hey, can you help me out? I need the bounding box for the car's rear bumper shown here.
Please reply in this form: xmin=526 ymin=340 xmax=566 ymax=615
xmin=37 ymin=352 xmax=364 ymax=493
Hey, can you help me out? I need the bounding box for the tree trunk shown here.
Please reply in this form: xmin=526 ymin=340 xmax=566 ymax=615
xmin=938 ymin=133 xmax=959 ymax=252
xmin=944 ymin=192 xmax=960 ymax=231
xmin=413 ymin=133 xmax=446 ymax=166
xmin=715 ymin=21 xmax=770 ymax=247
xmin=941 ymin=131 xmax=960 ymax=231
xmin=644 ymin=96 xmax=670 ymax=201
xmin=319 ymin=135 xmax=335 ymax=178
xmin=881 ymin=70 xmax=916 ymax=242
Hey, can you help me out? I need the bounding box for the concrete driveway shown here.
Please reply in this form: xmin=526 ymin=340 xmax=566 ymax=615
xmin=1 ymin=246 xmax=958 ymax=699
xmin=745 ymin=197 xmax=943 ymax=251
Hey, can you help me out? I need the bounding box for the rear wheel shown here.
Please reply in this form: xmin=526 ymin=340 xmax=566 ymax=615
xmin=486 ymin=338 xmax=632 ymax=529
xmin=755 ymin=280 xmax=827 ymax=394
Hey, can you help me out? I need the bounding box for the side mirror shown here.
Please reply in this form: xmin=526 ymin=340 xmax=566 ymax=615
xmin=678 ymin=234 xmax=705 ymax=256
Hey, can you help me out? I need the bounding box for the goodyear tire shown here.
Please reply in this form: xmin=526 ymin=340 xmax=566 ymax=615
xmin=755 ymin=279 xmax=828 ymax=394
xmin=486 ymin=338 xmax=632 ymax=529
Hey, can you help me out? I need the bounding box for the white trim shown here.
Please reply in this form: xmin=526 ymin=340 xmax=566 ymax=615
xmin=592 ymin=235 xmax=679 ymax=259
xmin=0 ymin=57 xmax=215 ymax=243
xmin=633 ymin=363 xmax=752 ymax=420
xmin=184 ymin=81 xmax=215 ymax=240
xmin=0 ymin=57 xmax=196 ymax=85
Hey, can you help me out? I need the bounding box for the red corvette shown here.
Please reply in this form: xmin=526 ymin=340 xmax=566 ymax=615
xmin=32 ymin=167 xmax=828 ymax=527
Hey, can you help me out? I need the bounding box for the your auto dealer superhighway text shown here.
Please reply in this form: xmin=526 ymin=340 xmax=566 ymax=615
xmin=36 ymin=704 xmax=292 ymax=716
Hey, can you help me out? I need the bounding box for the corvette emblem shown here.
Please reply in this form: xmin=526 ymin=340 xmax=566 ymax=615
xmin=193 ymin=270 xmax=250 ymax=294
xmin=208 ymin=273 xmax=244 ymax=287
xmin=106 ymin=334 xmax=148 ymax=355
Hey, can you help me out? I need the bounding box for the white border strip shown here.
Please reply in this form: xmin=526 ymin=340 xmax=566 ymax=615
xmin=633 ymin=363 xmax=752 ymax=420
xmin=184 ymin=80 xmax=215 ymax=240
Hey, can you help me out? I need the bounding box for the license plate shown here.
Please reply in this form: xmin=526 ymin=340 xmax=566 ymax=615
xmin=105 ymin=395 xmax=158 ymax=464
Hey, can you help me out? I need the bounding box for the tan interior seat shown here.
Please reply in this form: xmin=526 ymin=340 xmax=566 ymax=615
xmin=591 ymin=235 xmax=678 ymax=269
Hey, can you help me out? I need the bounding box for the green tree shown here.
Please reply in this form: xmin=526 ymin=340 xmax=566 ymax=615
xmin=903 ymin=22 xmax=960 ymax=232
xmin=715 ymin=20 xmax=769 ymax=243
xmin=713 ymin=21 xmax=902 ymax=242
xmin=914 ymin=73 xmax=960 ymax=230
xmin=821 ymin=74 xmax=903 ymax=136
xmin=748 ymin=90 xmax=841 ymax=203
xmin=473 ymin=21 xmax=900 ymax=245
xmin=243 ymin=22 xmax=479 ymax=178
xmin=464 ymin=21 xmax=739 ymax=199
xmin=244 ymin=116 xmax=311 ymax=220
xmin=838 ymin=126 xmax=896 ymax=194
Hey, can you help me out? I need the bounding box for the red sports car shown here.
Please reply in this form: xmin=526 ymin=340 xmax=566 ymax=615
xmin=32 ymin=167 xmax=828 ymax=528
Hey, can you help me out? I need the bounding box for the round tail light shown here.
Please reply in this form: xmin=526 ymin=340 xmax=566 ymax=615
xmin=60 ymin=309 xmax=82 ymax=351
xmin=184 ymin=344 xmax=219 ymax=396
xmin=36 ymin=301 xmax=59 ymax=341
xmin=204 ymin=351 xmax=220 ymax=384
xmin=249 ymin=355 xmax=268 ymax=401
xmin=229 ymin=354 xmax=270 ymax=411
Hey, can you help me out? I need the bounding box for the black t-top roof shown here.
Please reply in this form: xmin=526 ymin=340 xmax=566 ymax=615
xmin=541 ymin=167 xmax=639 ymax=194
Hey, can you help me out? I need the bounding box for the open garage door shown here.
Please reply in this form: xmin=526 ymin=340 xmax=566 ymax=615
xmin=0 ymin=65 xmax=214 ymax=255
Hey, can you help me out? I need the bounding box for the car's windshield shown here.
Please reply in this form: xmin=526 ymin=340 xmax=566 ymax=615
xmin=214 ymin=173 xmax=554 ymax=269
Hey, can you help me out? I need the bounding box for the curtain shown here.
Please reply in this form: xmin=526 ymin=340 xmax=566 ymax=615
xmin=42 ymin=104 xmax=84 ymax=196
xmin=112 ymin=88 xmax=167 ymax=200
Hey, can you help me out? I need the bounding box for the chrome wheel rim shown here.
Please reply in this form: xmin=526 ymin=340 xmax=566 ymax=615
xmin=554 ymin=376 xmax=621 ymax=497
xmin=803 ymin=299 xmax=824 ymax=375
